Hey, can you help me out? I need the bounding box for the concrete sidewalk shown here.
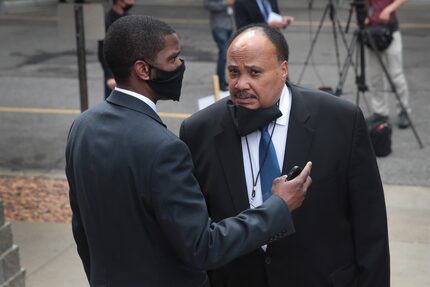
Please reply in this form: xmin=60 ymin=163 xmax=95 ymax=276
xmin=9 ymin=184 xmax=430 ymax=287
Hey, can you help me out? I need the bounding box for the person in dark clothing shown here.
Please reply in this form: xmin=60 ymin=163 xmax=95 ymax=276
xmin=97 ymin=0 xmax=135 ymax=99
xmin=234 ymin=0 xmax=294 ymax=30
xmin=203 ymin=0 xmax=235 ymax=91
xmin=180 ymin=24 xmax=390 ymax=287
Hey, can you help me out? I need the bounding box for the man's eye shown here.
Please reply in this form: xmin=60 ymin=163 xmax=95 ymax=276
xmin=229 ymin=69 xmax=239 ymax=76
xmin=250 ymin=70 xmax=260 ymax=76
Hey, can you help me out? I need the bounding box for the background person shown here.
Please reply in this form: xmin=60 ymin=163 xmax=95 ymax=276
xmin=203 ymin=0 xmax=235 ymax=91
xmin=234 ymin=0 xmax=294 ymax=29
xmin=366 ymin=0 xmax=411 ymax=128
xmin=180 ymin=23 xmax=390 ymax=287
xmin=97 ymin=0 xmax=135 ymax=99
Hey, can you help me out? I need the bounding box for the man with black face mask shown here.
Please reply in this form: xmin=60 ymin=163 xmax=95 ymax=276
xmin=180 ymin=24 xmax=389 ymax=287
xmin=66 ymin=16 xmax=312 ymax=287
xmin=97 ymin=0 xmax=135 ymax=99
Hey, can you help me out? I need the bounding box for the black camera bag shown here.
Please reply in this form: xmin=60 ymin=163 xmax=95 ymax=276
xmin=364 ymin=24 xmax=394 ymax=52
xmin=366 ymin=116 xmax=392 ymax=157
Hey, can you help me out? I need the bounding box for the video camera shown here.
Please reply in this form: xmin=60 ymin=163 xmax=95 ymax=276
xmin=351 ymin=0 xmax=368 ymax=28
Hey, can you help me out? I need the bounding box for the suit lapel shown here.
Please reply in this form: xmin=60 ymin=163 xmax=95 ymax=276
xmin=106 ymin=90 xmax=166 ymax=127
xmin=214 ymin=104 xmax=250 ymax=213
xmin=282 ymin=85 xmax=315 ymax=174
xmin=251 ymin=0 xmax=265 ymax=23
xmin=269 ymin=0 xmax=280 ymax=14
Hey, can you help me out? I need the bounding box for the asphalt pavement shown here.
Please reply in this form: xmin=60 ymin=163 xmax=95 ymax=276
xmin=1 ymin=0 xmax=429 ymax=185
xmin=0 ymin=1 xmax=429 ymax=286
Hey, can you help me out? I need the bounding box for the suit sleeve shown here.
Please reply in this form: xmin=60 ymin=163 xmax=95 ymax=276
xmin=348 ymin=107 xmax=390 ymax=286
xmin=69 ymin=185 xmax=91 ymax=281
xmin=65 ymin=123 xmax=91 ymax=281
xmin=149 ymin=138 xmax=293 ymax=270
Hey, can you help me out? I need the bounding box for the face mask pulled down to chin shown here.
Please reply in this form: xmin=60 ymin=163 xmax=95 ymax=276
xmin=146 ymin=59 xmax=186 ymax=102
xmin=227 ymin=100 xmax=282 ymax=136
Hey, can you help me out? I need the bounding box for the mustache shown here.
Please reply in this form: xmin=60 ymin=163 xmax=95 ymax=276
xmin=232 ymin=91 xmax=256 ymax=99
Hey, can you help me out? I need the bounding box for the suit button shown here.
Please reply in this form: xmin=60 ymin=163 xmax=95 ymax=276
xmin=265 ymin=257 xmax=271 ymax=265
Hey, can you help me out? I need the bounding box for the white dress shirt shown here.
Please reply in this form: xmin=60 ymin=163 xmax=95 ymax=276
xmin=241 ymin=84 xmax=292 ymax=209
xmin=114 ymin=87 xmax=157 ymax=113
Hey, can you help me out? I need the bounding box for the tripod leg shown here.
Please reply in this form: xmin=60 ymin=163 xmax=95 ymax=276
xmin=355 ymin=39 xmax=371 ymax=111
xmin=361 ymin=88 xmax=372 ymax=113
xmin=297 ymin=4 xmax=330 ymax=84
xmin=336 ymin=15 xmax=356 ymax=87
xmin=329 ymin=4 xmax=342 ymax=77
xmin=365 ymin=30 xmax=424 ymax=148
xmin=337 ymin=17 xmax=351 ymax=57
xmin=335 ymin=32 xmax=358 ymax=96
xmin=357 ymin=30 xmax=368 ymax=104
xmin=356 ymin=43 xmax=361 ymax=106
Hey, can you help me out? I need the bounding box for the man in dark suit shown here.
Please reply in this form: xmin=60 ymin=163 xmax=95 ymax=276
xmin=180 ymin=24 xmax=390 ymax=287
xmin=234 ymin=0 xmax=294 ymax=29
xmin=66 ymin=16 xmax=312 ymax=287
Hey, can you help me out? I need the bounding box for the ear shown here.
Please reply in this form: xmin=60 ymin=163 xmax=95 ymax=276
xmin=281 ymin=60 xmax=289 ymax=82
xmin=134 ymin=60 xmax=151 ymax=81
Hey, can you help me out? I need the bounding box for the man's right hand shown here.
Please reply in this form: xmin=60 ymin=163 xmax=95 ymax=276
xmin=268 ymin=16 xmax=294 ymax=29
xmin=271 ymin=161 xmax=312 ymax=211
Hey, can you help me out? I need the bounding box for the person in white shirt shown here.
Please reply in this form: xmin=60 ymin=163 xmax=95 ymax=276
xmin=180 ymin=23 xmax=389 ymax=287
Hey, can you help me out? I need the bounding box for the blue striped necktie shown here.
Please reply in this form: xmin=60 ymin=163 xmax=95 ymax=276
xmin=259 ymin=125 xmax=281 ymax=201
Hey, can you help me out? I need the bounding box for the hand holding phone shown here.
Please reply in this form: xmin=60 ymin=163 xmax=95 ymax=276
xmin=272 ymin=162 xmax=312 ymax=211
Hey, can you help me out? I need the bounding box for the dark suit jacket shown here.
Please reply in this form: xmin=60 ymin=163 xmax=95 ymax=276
xmin=180 ymin=85 xmax=390 ymax=287
xmin=65 ymin=90 xmax=294 ymax=287
xmin=234 ymin=0 xmax=280 ymax=29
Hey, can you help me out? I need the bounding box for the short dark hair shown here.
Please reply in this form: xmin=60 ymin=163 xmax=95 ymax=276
xmin=228 ymin=23 xmax=289 ymax=62
xmin=103 ymin=15 xmax=176 ymax=83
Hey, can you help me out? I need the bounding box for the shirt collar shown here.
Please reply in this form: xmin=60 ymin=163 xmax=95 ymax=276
xmin=114 ymin=87 xmax=157 ymax=113
xmin=276 ymin=84 xmax=291 ymax=126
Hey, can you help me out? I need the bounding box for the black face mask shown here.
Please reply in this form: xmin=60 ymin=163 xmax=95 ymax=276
xmin=227 ymin=100 xmax=282 ymax=136
xmin=123 ymin=4 xmax=134 ymax=12
xmin=146 ymin=59 xmax=186 ymax=102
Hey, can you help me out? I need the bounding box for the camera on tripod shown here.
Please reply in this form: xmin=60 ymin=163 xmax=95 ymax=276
xmin=350 ymin=0 xmax=394 ymax=52
xmin=351 ymin=0 xmax=368 ymax=29
xmin=302 ymin=0 xmax=424 ymax=149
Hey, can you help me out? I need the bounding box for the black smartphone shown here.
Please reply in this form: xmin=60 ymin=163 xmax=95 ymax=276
xmin=285 ymin=166 xmax=302 ymax=181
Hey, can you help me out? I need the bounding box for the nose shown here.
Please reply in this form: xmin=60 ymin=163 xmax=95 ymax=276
xmin=233 ymin=74 xmax=250 ymax=91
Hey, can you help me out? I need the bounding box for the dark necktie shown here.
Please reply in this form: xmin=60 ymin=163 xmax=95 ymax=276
xmin=260 ymin=0 xmax=272 ymax=22
xmin=259 ymin=125 xmax=281 ymax=201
